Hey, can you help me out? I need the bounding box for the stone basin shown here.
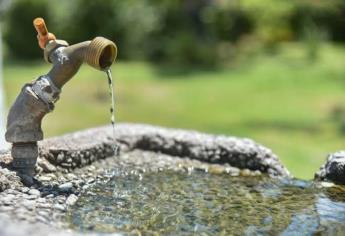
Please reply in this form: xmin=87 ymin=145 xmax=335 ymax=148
xmin=0 ymin=123 xmax=344 ymax=235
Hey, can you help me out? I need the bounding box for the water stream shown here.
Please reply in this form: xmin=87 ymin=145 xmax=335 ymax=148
xmin=106 ymin=69 xmax=118 ymax=155
xmin=68 ymin=168 xmax=345 ymax=235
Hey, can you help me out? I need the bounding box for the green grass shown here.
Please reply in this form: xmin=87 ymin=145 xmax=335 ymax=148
xmin=4 ymin=42 xmax=345 ymax=179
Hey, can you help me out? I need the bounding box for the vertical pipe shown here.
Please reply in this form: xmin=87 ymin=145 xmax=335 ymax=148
xmin=0 ymin=23 xmax=7 ymax=149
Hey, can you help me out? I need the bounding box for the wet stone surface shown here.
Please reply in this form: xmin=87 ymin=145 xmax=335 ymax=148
xmin=0 ymin=149 xmax=260 ymax=236
xmin=0 ymin=123 xmax=342 ymax=235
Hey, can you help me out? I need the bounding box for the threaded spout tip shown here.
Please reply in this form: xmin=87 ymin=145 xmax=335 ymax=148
xmin=85 ymin=37 xmax=117 ymax=71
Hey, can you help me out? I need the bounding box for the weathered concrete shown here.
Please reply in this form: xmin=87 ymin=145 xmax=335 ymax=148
xmin=40 ymin=123 xmax=290 ymax=177
xmin=315 ymin=151 xmax=345 ymax=184
xmin=0 ymin=123 xmax=290 ymax=236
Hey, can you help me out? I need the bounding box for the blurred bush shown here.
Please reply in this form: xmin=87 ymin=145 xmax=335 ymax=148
xmin=290 ymin=0 xmax=345 ymax=42
xmin=55 ymin=0 xmax=161 ymax=60
xmin=4 ymin=0 xmax=51 ymax=59
xmin=146 ymin=0 xmax=253 ymax=67
xmin=3 ymin=0 xmax=345 ymax=66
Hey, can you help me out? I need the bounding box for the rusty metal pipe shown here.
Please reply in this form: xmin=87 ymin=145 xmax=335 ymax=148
xmin=6 ymin=37 xmax=117 ymax=140
xmin=47 ymin=37 xmax=117 ymax=89
xmin=6 ymin=20 xmax=117 ymax=183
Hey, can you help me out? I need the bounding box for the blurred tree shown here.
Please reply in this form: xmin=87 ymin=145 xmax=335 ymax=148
xmin=147 ymin=0 xmax=253 ymax=67
xmin=146 ymin=0 xmax=219 ymax=66
xmin=290 ymin=0 xmax=345 ymax=42
xmin=4 ymin=0 xmax=51 ymax=59
xmin=60 ymin=0 xmax=161 ymax=60
xmin=240 ymin=0 xmax=295 ymax=49
xmin=0 ymin=0 xmax=11 ymax=148
xmin=3 ymin=0 xmax=345 ymax=66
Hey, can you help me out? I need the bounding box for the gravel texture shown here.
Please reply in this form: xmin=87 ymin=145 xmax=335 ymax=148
xmin=0 ymin=123 xmax=290 ymax=236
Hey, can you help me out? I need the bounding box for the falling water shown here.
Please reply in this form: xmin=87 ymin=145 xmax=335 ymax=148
xmin=106 ymin=69 xmax=118 ymax=155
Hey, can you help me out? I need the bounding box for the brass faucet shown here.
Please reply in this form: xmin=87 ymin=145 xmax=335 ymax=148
xmin=5 ymin=18 xmax=117 ymax=184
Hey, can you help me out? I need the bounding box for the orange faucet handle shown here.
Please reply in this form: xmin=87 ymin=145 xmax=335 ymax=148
xmin=33 ymin=17 xmax=56 ymax=49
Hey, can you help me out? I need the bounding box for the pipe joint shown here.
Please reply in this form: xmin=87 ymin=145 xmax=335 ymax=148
xmin=44 ymin=40 xmax=69 ymax=63
xmin=31 ymin=75 xmax=61 ymax=105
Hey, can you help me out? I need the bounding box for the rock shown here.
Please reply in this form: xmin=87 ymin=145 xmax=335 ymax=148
xmin=240 ymin=169 xmax=252 ymax=176
xmin=38 ymin=176 xmax=52 ymax=182
xmin=37 ymin=210 xmax=49 ymax=217
xmin=21 ymin=200 xmax=36 ymax=210
xmin=66 ymin=194 xmax=78 ymax=206
xmin=36 ymin=198 xmax=46 ymax=204
xmin=21 ymin=187 xmax=30 ymax=193
xmin=66 ymin=174 xmax=77 ymax=180
xmin=16 ymin=212 xmax=28 ymax=221
xmin=82 ymin=184 xmax=90 ymax=190
xmin=28 ymin=189 xmax=41 ymax=196
xmin=57 ymin=196 xmax=67 ymax=204
xmin=39 ymin=160 xmax=57 ymax=173
xmin=315 ymin=151 xmax=345 ymax=184
xmin=0 ymin=168 xmax=22 ymax=191
xmin=58 ymin=182 xmax=73 ymax=192
xmin=2 ymin=196 xmax=14 ymax=206
xmin=208 ymin=165 xmax=225 ymax=174
xmin=24 ymin=194 xmax=38 ymax=200
xmin=0 ymin=206 xmax=14 ymax=212
xmin=37 ymin=203 xmax=51 ymax=209
xmin=4 ymin=189 xmax=19 ymax=195
xmin=53 ymin=204 xmax=66 ymax=212
xmin=320 ymin=182 xmax=335 ymax=188
xmin=36 ymin=215 xmax=48 ymax=223
xmin=56 ymin=153 xmax=65 ymax=163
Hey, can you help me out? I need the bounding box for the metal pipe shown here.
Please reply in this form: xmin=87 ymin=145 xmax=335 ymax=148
xmin=5 ymin=18 xmax=117 ymax=184
xmin=47 ymin=37 xmax=117 ymax=89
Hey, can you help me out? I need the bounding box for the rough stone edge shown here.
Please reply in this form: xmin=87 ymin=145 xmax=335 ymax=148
xmin=315 ymin=151 xmax=345 ymax=184
xmin=37 ymin=123 xmax=290 ymax=177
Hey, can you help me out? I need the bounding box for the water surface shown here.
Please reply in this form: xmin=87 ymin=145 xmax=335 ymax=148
xmin=68 ymin=169 xmax=345 ymax=235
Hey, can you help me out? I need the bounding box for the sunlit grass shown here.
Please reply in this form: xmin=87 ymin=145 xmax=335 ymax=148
xmin=4 ymin=42 xmax=345 ymax=179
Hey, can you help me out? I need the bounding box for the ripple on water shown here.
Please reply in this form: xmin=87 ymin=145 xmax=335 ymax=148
xmin=67 ymin=169 xmax=345 ymax=235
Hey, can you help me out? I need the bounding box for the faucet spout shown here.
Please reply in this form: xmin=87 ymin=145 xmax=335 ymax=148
xmin=5 ymin=18 xmax=117 ymax=182
xmin=47 ymin=37 xmax=117 ymax=89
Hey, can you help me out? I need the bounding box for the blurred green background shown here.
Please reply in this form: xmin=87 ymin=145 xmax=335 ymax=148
xmin=2 ymin=0 xmax=345 ymax=179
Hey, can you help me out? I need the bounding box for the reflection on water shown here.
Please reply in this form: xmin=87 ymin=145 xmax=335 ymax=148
xmin=68 ymin=169 xmax=345 ymax=235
